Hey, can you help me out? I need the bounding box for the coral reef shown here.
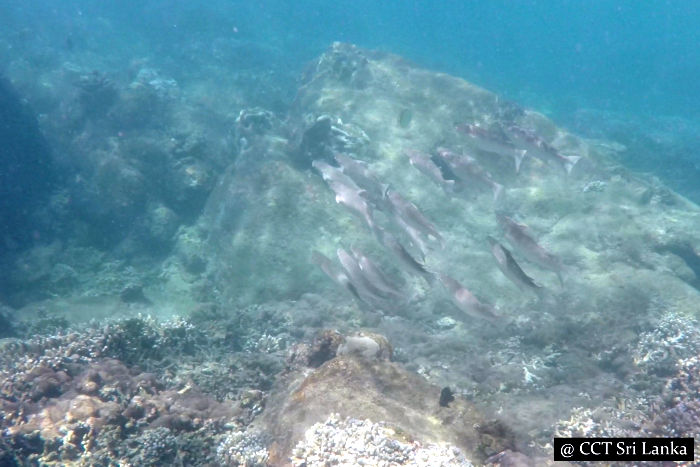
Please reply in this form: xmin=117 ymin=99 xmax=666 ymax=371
xmin=291 ymin=414 xmax=473 ymax=466
xmin=1 ymin=355 xmax=235 ymax=464
xmin=0 ymin=313 xmax=286 ymax=465
xmin=633 ymin=312 xmax=700 ymax=377
xmin=216 ymin=430 xmax=270 ymax=467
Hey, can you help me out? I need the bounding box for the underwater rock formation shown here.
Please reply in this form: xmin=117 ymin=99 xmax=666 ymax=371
xmin=199 ymin=41 xmax=700 ymax=331
xmin=291 ymin=114 xmax=370 ymax=169
xmin=3 ymin=39 xmax=700 ymax=464
xmin=259 ymin=330 xmax=514 ymax=465
xmin=189 ymin=42 xmax=700 ymax=462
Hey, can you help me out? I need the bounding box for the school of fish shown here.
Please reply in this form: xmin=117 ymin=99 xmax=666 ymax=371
xmin=311 ymin=119 xmax=582 ymax=323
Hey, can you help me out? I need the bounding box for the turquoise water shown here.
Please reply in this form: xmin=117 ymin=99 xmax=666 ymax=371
xmin=269 ymin=0 xmax=700 ymax=120
xmin=3 ymin=1 xmax=699 ymax=118
xmin=2 ymin=1 xmax=697 ymax=208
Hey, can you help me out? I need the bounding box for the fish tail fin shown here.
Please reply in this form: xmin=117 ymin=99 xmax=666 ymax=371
xmin=556 ymin=270 xmax=564 ymax=287
xmin=437 ymin=235 xmax=446 ymax=250
xmin=533 ymin=283 xmax=546 ymax=300
xmin=381 ymin=183 xmax=391 ymax=199
xmin=365 ymin=214 xmax=379 ymax=237
xmin=339 ymin=275 xmax=365 ymax=304
xmin=492 ymin=183 xmax=504 ymax=203
xmin=440 ymin=180 xmax=455 ymax=195
xmin=514 ymin=149 xmax=527 ymax=173
xmin=564 ymin=155 xmax=581 ymax=175
xmin=418 ymin=266 xmax=436 ymax=285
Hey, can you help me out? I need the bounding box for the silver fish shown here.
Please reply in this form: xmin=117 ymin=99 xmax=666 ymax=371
xmin=496 ymin=214 xmax=564 ymax=285
xmin=385 ymin=189 xmax=442 ymax=243
xmin=350 ymin=247 xmax=404 ymax=300
xmin=312 ymin=159 xmax=359 ymax=191
xmin=505 ymin=125 xmax=581 ymax=174
xmin=311 ymin=250 xmax=364 ymax=303
xmin=314 ymin=160 xmax=376 ymax=233
xmin=435 ymin=148 xmax=503 ymax=202
xmin=393 ymin=215 xmax=429 ymax=260
xmin=456 ymin=123 xmax=527 ymax=173
xmin=337 ymin=248 xmax=393 ymax=303
xmin=437 ymin=273 xmax=501 ymax=322
xmin=379 ymin=229 xmax=434 ymax=284
xmin=334 ymin=153 xmax=387 ymax=205
xmin=487 ymin=236 xmax=543 ymax=296
xmin=330 ymin=183 xmax=377 ymax=233
xmin=404 ymin=149 xmax=455 ymax=192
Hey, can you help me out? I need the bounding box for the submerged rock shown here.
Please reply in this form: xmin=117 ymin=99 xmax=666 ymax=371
xmin=291 ymin=114 xmax=370 ymax=168
xmin=260 ymin=331 xmax=514 ymax=464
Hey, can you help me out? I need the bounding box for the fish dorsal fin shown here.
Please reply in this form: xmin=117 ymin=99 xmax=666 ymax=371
xmin=509 ymin=217 xmax=531 ymax=234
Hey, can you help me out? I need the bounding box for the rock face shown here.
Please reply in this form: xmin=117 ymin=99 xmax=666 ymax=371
xmin=205 ymin=41 xmax=700 ymax=319
xmin=196 ymin=42 xmax=700 ymax=460
xmin=260 ymin=331 xmax=513 ymax=465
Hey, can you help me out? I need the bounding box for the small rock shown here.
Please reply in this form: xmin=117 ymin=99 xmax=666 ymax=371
xmin=436 ymin=316 xmax=457 ymax=330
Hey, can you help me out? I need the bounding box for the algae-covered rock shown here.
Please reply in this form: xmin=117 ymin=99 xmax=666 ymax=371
xmin=200 ymin=42 xmax=700 ymax=333
xmin=259 ymin=332 xmax=513 ymax=465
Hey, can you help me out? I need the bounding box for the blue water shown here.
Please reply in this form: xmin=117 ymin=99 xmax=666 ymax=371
xmin=269 ymin=0 xmax=700 ymax=121
xmin=4 ymin=0 xmax=698 ymax=205
xmin=3 ymin=1 xmax=699 ymax=119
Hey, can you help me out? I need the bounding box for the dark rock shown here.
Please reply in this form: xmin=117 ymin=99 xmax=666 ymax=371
xmin=123 ymin=403 xmax=145 ymax=420
xmin=235 ymin=107 xmax=276 ymax=140
xmin=120 ymin=285 xmax=150 ymax=304
xmin=74 ymin=71 xmax=118 ymax=118
xmin=439 ymin=386 xmax=455 ymax=408
xmin=306 ymin=42 xmax=372 ymax=88
xmin=183 ymin=254 xmax=207 ymax=275
xmin=304 ymin=330 xmax=343 ymax=368
xmin=26 ymin=366 xmax=70 ymax=401
xmin=142 ymin=203 xmax=180 ymax=252
xmin=291 ymin=114 xmax=370 ymax=169
xmin=165 ymin=158 xmax=214 ymax=219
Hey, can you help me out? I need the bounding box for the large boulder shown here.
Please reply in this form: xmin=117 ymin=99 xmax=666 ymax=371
xmin=259 ymin=331 xmax=515 ymax=465
xmin=194 ymin=43 xmax=700 ymax=460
